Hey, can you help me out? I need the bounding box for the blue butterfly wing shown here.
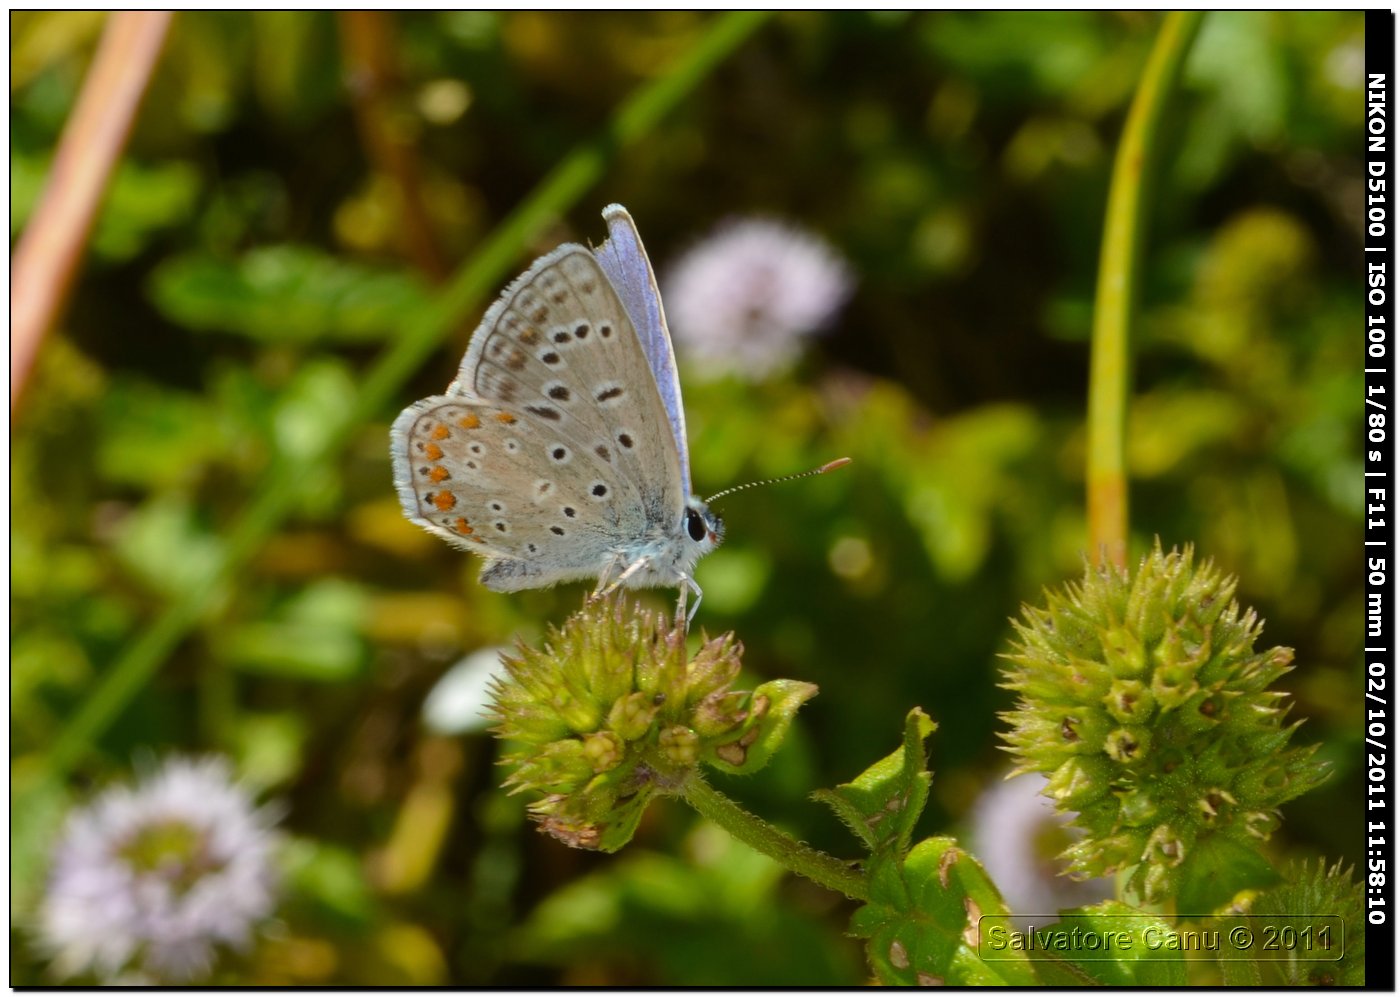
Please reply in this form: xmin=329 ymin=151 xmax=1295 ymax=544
xmin=592 ymin=204 xmax=691 ymax=497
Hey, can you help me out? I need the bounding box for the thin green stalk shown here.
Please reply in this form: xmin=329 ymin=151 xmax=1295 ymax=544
xmin=1087 ymin=11 xmax=1203 ymax=570
xmin=681 ymin=775 xmax=869 ymax=901
xmin=45 ymin=11 xmax=772 ymax=779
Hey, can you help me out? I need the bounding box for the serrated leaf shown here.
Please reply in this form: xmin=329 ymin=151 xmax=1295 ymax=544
xmin=813 ymin=708 xmax=935 ymax=853
xmin=852 ymin=837 xmax=1038 ymax=986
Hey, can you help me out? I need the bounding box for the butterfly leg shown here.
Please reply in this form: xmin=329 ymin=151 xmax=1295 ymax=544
xmin=681 ymin=576 xmax=703 ymax=628
xmin=593 ymin=554 xmax=652 ymax=602
xmin=591 ymin=557 xmax=699 ymax=630
xmin=591 ymin=552 xmax=629 ymax=600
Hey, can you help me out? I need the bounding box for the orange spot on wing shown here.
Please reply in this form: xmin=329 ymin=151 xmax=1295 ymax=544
xmin=431 ymin=424 xmax=451 ymax=440
xmin=459 ymin=413 xmax=481 ymax=429
xmin=423 ymin=442 xmax=443 ymax=461
xmin=433 ymin=491 xmax=457 ymax=511
xmin=496 ymin=412 xmax=517 ymax=424
xmin=429 ymin=466 xmax=450 ymax=483
xmin=455 ymin=517 xmax=472 ymax=534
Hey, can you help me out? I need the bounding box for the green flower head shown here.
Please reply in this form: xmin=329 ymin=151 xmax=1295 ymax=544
xmin=999 ymin=543 xmax=1330 ymax=902
xmin=491 ymin=595 xmax=816 ymax=851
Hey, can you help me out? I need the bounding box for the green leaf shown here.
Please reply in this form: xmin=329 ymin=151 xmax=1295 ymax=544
xmin=230 ymin=711 xmax=307 ymax=791
xmin=282 ymin=837 xmax=377 ymax=928
xmin=1030 ymin=901 xmax=1189 ymax=986
xmin=218 ymin=622 xmax=367 ymax=681
xmin=14 ymin=153 xmax=200 ymax=259
xmin=93 ymin=160 xmax=201 ymax=260
xmin=149 ymin=245 xmax=432 ymax=343
xmin=97 ymin=379 xmax=223 ymax=488
xmin=112 ymin=495 xmax=228 ymax=603
xmin=812 ymin=707 xmax=934 ymax=853
xmin=272 ymin=359 xmax=358 ymax=461
xmin=1218 ymin=952 xmax=1263 ymax=987
xmin=852 ymin=838 xmax=1038 ymax=985
xmin=1221 ymin=858 xmax=1364 ymax=986
xmin=1177 ymin=833 xmax=1280 ymax=915
xmin=702 ymin=679 xmax=818 ymax=776
xmin=594 ymin=788 xmax=654 ymax=853
xmin=216 ymin=579 xmax=370 ymax=682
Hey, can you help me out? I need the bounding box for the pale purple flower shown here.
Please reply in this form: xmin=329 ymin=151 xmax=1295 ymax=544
xmin=663 ymin=216 xmax=853 ymax=380
xmin=969 ymin=772 xmax=1112 ymax=927
xmin=37 ymin=756 xmax=281 ymax=982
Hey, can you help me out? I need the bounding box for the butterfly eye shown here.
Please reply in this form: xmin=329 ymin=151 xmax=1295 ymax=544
xmin=685 ymin=507 xmax=707 ymax=543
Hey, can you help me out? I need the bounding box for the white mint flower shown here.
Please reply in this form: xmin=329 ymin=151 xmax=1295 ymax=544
xmin=969 ymin=772 xmax=1112 ymax=927
xmin=37 ymin=756 xmax=281 ymax=982
xmin=663 ymin=216 xmax=853 ymax=380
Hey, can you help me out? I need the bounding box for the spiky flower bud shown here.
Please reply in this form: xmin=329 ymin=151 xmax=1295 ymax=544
xmin=999 ymin=543 xmax=1330 ymax=902
xmin=491 ymin=596 xmax=817 ymax=852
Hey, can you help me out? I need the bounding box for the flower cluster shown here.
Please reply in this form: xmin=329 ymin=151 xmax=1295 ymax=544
xmin=491 ymin=595 xmax=816 ymax=851
xmin=37 ymin=756 xmax=280 ymax=983
xmin=663 ymin=216 xmax=853 ymax=380
xmin=999 ymin=543 xmax=1330 ymax=902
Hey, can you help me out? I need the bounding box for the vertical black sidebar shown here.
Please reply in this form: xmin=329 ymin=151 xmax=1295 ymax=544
xmin=1365 ymin=9 xmax=1395 ymax=992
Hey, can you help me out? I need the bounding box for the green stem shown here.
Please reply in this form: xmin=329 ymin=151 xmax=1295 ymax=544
xmin=1087 ymin=11 xmax=1203 ymax=570
xmin=681 ymin=774 xmax=869 ymax=901
xmin=44 ymin=11 xmax=773 ymax=780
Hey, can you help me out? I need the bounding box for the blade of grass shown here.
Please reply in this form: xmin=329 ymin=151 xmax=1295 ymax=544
xmin=44 ymin=10 xmax=772 ymax=779
xmin=10 ymin=11 xmax=174 ymax=414
xmin=1086 ymin=11 xmax=1203 ymax=569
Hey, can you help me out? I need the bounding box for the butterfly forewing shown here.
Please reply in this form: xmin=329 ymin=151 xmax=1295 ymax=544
xmin=593 ymin=204 xmax=691 ymax=496
xmin=392 ymin=242 xmax=687 ymax=589
xmin=457 ymin=247 xmax=682 ymax=518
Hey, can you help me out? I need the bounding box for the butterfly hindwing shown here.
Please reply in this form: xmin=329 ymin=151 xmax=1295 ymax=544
xmin=393 ymin=396 xmax=620 ymax=588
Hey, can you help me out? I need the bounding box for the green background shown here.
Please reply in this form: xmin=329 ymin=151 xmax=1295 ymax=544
xmin=11 ymin=10 xmax=1364 ymax=985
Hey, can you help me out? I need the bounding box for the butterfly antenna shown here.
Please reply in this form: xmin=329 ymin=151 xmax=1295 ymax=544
xmin=704 ymin=458 xmax=852 ymax=505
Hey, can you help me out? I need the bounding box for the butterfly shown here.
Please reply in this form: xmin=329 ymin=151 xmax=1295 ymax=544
xmin=392 ymin=204 xmax=729 ymax=623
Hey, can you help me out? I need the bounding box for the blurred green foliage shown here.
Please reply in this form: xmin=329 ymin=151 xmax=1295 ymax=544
xmin=10 ymin=10 xmax=1364 ymax=986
